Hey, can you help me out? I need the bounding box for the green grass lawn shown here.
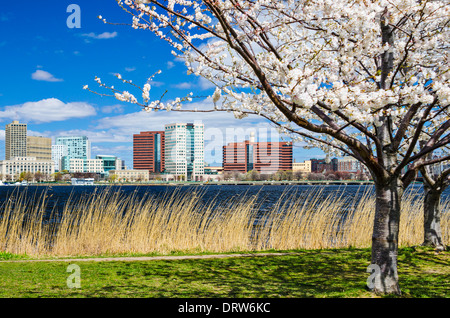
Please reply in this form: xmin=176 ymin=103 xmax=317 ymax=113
xmin=0 ymin=247 xmax=448 ymax=298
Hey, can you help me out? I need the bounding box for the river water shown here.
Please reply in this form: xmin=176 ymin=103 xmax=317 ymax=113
xmin=1 ymin=183 xmax=449 ymax=216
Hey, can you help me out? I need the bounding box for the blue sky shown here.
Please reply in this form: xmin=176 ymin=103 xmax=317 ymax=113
xmin=0 ymin=0 xmax=325 ymax=167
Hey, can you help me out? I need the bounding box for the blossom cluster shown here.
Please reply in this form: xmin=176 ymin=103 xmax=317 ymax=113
xmin=92 ymin=0 xmax=449 ymax=161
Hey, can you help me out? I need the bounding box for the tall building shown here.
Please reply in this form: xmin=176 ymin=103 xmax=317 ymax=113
xmin=223 ymin=140 xmax=253 ymax=173
xmin=27 ymin=136 xmax=52 ymax=161
xmin=256 ymin=142 xmax=293 ymax=173
xmin=5 ymin=121 xmax=27 ymax=160
xmin=223 ymin=140 xmax=293 ymax=174
xmin=133 ymin=131 xmax=165 ymax=173
xmin=52 ymin=144 xmax=68 ymax=171
xmin=164 ymin=123 xmax=204 ymax=181
xmin=55 ymin=136 xmax=91 ymax=171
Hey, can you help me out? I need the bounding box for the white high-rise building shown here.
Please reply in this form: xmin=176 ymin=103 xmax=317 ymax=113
xmin=164 ymin=122 xmax=204 ymax=181
xmin=52 ymin=144 xmax=68 ymax=171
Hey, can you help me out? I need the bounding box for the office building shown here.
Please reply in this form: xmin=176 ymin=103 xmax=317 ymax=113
xmin=116 ymin=159 xmax=126 ymax=170
xmin=52 ymin=144 xmax=68 ymax=171
xmin=0 ymin=157 xmax=54 ymax=181
xmin=133 ymin=131 xmax=165 ymax=173
xmin=109 ymin=169 xmax=149 ymax=182
xmin=68 ymin=158 xmax=104 ymax=174
xmin=68 ymin=159 xmax=105 ymax=174
xmin=55 ymin=136 xmax=91 ymax=171
xmin=338 ymin=156 xmax=365 ymax=173
xmin=293 ymin=160 xmax=312 ymax=173
xmin=66 ymin=156 xmax=125 ymax=175
xmin=311 ymin=158 xmax=338 ymax=173
xmin=164 ymin=123 xmax=204 ymax=181
xmin=223 ymin=140 xmax=293 ymax=174
xmin=5 ymin=121 xmax=27 ymax=160
xmin=222 ymin=141 xmax=249 ymax=173
xmin=27 ymin=136 xmax=52 ymax=161
xmin=5 ymin=121 xmax=52 ymax=162
xmin=96 ymin=155 xmax=125 ymax=175
xmin=204 ymin=166 xmax=224 ymax=175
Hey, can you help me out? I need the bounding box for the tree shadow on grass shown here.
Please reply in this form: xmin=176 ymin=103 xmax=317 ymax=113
xmin=50 ymin=247 xmax=449 ymax=298
xmin=78 ymin=253 xmax=370 ymax=298
xmin=122 ymin=251 xmax=374 ymax=298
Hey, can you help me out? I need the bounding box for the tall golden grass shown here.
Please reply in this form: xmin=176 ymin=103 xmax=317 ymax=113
xmin=0 ymin=186 xmax=448 ymax=257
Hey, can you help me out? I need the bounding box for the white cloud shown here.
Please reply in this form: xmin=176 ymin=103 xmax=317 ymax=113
xmin=27 ymin=129 xmax=52 ymax=138
xmin=125 ymin=67 xmax=136 ymax=72
xmin=172 ymin=82 xmax=193 ymax=89
xmin=97 ymin=98 xmax=271 ymax=133
xmin=101 ymin=105 xmax=124 ymax=114
xmin=0 ymin=98 xmax=96 ymax=123
xmin=91 ymin=145 xmax=133 ymax=156
xmin=149 ymin=80 xmax=165 ymax=87
xmin=167 ymin=61 xmax=175 ymax=69
xmin=31 ymin=70 xmax=63 ymax=82
xmin=94 ymin=98 xmax=281 ymax=163
xmin=81 ymin=31 xmax=118 ymax=40
xmin=171 ymin=77 xmax=216 ymax=91
xmin=198 ymin=77 xmax=216 ymax=90
xmin=56 ymin=129 xmax=129 ymax=143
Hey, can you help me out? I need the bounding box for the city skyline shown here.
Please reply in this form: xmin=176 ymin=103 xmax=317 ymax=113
xmin=0 ymin=1 xmax=326 ymax=167
xmin=3 ymin=119 xmax=322 ymax=169
xmin=0 ymin=118 xmax=372 ymax=182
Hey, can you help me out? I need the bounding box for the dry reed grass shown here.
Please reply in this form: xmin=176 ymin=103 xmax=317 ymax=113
xmin=0 ymin=186 xmax=448 ymax=257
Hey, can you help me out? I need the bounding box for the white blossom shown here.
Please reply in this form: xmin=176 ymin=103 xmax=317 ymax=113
xmin=212 ymin=87 xmax=221 ymax=103
xmin=92 ymin=0 xmax=449 ymax=170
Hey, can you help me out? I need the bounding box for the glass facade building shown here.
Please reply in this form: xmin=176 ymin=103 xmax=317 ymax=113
xmin=164 ymin=123 xmax=204 ymax=181
xmin=55 ymin=136 xmax=91 ymax=171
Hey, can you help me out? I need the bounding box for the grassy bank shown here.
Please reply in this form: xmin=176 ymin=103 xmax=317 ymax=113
xmin=0 ymin=186 xmax=448 ymax=257
xmin=0 ymin=247 xmax=448 ymax=298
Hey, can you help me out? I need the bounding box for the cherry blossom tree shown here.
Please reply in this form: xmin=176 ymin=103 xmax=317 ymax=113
xmin=418 ymin=143 xmax=449 ymax=251
xmin=420 ymin=165 xmax=449 ymax=251
xmin=88 ymin=0 xmax=450 ymax=295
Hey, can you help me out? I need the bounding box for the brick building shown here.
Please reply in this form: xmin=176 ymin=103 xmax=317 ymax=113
xmin=223 ymin=140 xmax=292 ymax=174
xmin=133 ymin=131 xmax=165 ymax=173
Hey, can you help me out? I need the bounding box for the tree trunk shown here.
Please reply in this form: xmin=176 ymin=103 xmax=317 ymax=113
xmin=423 ymin=183 xmax=446 ymax=250
xmin=370 ymin=178 xmax=403 ymax=295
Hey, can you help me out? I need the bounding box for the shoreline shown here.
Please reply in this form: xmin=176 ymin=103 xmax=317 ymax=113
xmin=0 ymin=180 xmax=379 ymax=187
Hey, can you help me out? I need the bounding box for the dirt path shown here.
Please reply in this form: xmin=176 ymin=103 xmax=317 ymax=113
xmin=0 ymin=252 xmax=299 ymax=263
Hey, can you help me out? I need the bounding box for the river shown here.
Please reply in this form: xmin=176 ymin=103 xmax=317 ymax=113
xmin=0 ymin=183 xmax=449 ymax=216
